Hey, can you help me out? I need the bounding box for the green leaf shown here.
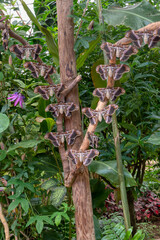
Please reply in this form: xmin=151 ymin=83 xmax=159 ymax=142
xmin=55 ymin=215 xmax=62 ymax=226
xmin=89 ymin=161 xmax=136 ymax=188
xmin=91 ymin=59 xmax=106 ymax=88
xmin=76 ymin=36 xmax=101 ymax=69
xmin=93 ymin=215 xmax=102 ymax=240
xmin=20 ymin=0 xmax=59 ymax=65
xmin=41 ymin=179 xmax=57 ymax=190
xmin=0 ymin=72 xmax=4 ymax=81
xmin=21 ymin=199 xmax=29 ymax=213
xmin=8 ymin=199 xmax=20 ymax=212
xmin=124 ymin=227 xmax=133 ymax=240
xmin=0 ymin=4 xmax=7 ymax=11
xmin=50 ymin=186 xmax=67 ymax=207
xmin=0 ymin=113 xmax=10 ymax=133
xmin=36 ymin=219 xmax=44 ymax=234
xmin=8 ymin=139 xmax=42 ymax=152
xmin=0 ymin=150 xmax=7 ymax=161
xmin=103 ymin=0 xmax=160 ymax=29
xmin=26 ymin=216 xmax=38 ymax=227
xmin=147 ymin=131 xmax=160 ymax=145
xmin=24 ymin=182 xmax=35 ymax=192
xmin=12 ymin=79 xmax=26 ymax=88
xmin=132 ymin=230 xmax=145 ymax=240
xmin=44 ymin=118 xmax=55 ymax=132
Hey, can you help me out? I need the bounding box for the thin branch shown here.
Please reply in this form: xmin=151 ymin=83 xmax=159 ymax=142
xmin=75 ymin=0 xmax=90 ymax=42
xmin=0 ymin=203 xmax=10 ymax=240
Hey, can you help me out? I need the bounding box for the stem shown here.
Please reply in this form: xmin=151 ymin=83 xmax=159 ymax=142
xmin=0 ymin=203 xmax=10 ymax=240
xmin=112 ymin=113 xmax=131 ymax=230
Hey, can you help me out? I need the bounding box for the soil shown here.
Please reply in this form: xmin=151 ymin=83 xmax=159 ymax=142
xmin=138 ymin=220 xmax=160 ymax=240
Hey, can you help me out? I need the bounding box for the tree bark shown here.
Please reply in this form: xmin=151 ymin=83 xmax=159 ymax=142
xmin=56 ymin=1 xmax=95 ymax=239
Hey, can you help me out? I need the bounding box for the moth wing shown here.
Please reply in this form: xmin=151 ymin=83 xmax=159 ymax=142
xmin=120 ymin=46 xmax=138 ymax=62
xmin=65 ymin=104 xmax=75 ymax=117
xmin=93 ymin=88 xmax=105 ymax=102
xmin=34 ymin=86 xmax=50 ymax=100
xmin=24 ymin=62 xmax=39 ymax=78
xmin=82 ymin=108 xmax=93 ymax=118
xmin=83 ymin=149 xmax=99 ymax=166
xmin=101 ymin=43 xmax=112 ymax=59
xmin=33 ymin=44 xmax=42 ymax=60
xmin=68 ymin=150 xmax=77 ymax=165
xmin=44 ymin=133 xmax=60 ymax=147
xmin=44 ymin=66 xmax=55 ymax=79
xmin=90 ymin=116 xmax=97 ymax=125
xmin=96 ymin=65 xmax=107 ymax=81
xmin=126 ymin=30 xmax=142 ymax=48
xmin=114 ymin=64 xmax=130 ymax=80
xmin=105 ymin=104 xmax=118 ymax=115
xmin=148 ymin=35 xmax=160 ymax=48
xmin=67 ymin=130 xmax=79 ymax=145
xmin=103 ymin=114 xmax=112 ymax=124
xmin=45 ymin=104 xmax=59 ymax=117
xmin=111 ymin=87 xmax=125 ymax=101
xmin=10 ymin=45 xmax=24 ymax=59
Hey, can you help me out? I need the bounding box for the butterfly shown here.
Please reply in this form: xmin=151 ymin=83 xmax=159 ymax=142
xmin=96 ymin=64 xmax=130 ymax=81
xmin=68 ymin=149 xmax=99 ymax=166
xmin=34 ymin=84 xmax=65 ymax=100
xmin=93 ymin=87 xmax=125 ymax=102
xmin=10 ymin=44 xmax=42 ymax=60
xmin=101 ymin=42 xmax=138 ymax=62
xmin=125 ymin=28 xmax=160 ymax=48
xmin=87 ymin=132 xmax=99 ymax=148
xmin=44 ymin=130 xmax=81 ymax=147
xmin=45 ymin=102 xmax=79 ymax=118
xmin=82 ymin=104 xmax=118 ymax=125
xmin=24 ymin=62 xmax=56 ymax=79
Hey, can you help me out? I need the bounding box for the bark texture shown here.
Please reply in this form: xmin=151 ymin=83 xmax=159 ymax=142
xmin=56 ymin=1 xmax=95 ymax=239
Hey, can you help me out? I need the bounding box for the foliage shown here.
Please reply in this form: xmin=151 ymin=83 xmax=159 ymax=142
xmin=99 ymin=213 xmax=145 ymax=240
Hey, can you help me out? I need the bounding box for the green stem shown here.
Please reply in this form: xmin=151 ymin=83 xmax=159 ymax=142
xmin=112 ymin=113 xmax=131 ymax=230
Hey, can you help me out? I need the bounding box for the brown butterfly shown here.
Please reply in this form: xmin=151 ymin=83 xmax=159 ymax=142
xmin=96 ymin=64 xmax=130 ymax=81
xmin=82 ymin=104 xmax=118 ymax=125
xmin=34 ymin=84 xmax=65 ymax=100
xmin=10 ymin=44 xmax=42 ymax=60
xmin=44 ymin=130 xmax=81 ymax=147
xmin=87 ymin=132 xmax=99 ymax=148
xmin=93 ymin=87 xmax=125 ymax=102
xmin=24 ymin=62 xmax=56 ymax=79
xmin=45 ymin=102 xmax=79 ymax=118
xmin=101 ymin=42 xmax=138 ymax=62
xmin=125 ymin=28 xmax=160 ymax=48
xmin=68 ymin=149 xmax=99 ymax=166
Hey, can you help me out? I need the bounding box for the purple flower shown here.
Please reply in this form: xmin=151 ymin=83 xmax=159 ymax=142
xmin=7 ymin=92 xmax=25 ymax=108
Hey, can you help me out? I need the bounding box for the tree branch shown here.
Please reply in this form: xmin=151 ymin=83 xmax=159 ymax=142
xmin=0 ymin=203 xmax=10 ymax=240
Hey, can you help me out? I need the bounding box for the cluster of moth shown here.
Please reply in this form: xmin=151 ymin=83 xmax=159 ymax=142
xmin=2 ymin=21 xmax=160 ymax=168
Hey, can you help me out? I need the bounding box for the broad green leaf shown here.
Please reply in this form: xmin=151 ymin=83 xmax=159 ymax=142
xmin=147 ymin=131 xmax=160 ymax=145
xmin=50 ymin=186 xmax=67 ymax=207
xmin=0 ymin=4 xmax=7 ymax=11
xmin=0 ymin=150 xmax=7 ymax=161
xmin=20 ymin=0 xmax=59 ymax=65
xmin=21 ymin=199 xmax=29 ymax=213
xmin=91 ymin=59 xmax=106 ymax=88
xmin=36 ymin=219 xmax=44 ymax=234
xmin=89 ymin=161 xmax=136 ymax=188
xmin=44 ymin=118 xmax=55 ymax=132
xmin=0 ymin=113 xmax=10 ymax=133
xmin=103 ymin=0 xmax=160 ymax=29
xmin=76 ymin=36 xmax=101 ymax=69
xmin=124 ymin=228 xmax=133 ymax=240
xmin=55 ymin=215 xmax=62 ymax=226
xmin=24 ymin=182 xmax=35 ymax=192
xmin=8 ymin=139 xmax=42 ymax=152
xmin=93 ymin=215 xmax=102 ymax=240
xmin=41 ymin=179 xmax=57 ymax=190
xmin=8 ymin=199 xmax=20 ymax=212
xmin=26 ymin=216 xmax=38 ymax=227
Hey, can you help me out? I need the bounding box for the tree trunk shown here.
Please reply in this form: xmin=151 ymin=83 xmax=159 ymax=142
xmin=127 ymin=189 xmax=137 ymax=235
xmin=56 ymin=1 xmax=95 ymax=239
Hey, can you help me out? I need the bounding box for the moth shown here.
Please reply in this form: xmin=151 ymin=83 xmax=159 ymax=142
xmin=2 ymin=22 xmax=9 ymax=50
xmin=10 ymin=44 xmax=42 ymax=60
xmin=82 ymin=104 xmax=118 ymax=125
xmin=34 ymin=84 xmax=65 ymax=100
xmin=24 ymin=62 xmax=56 ymax=79
xmin=101 ymin=42 xmax=138 ymax=62
xmin=93 ymin=87 xmax=125 ymax=102
xmin=125 ymin=28 xmax=160 ymax=48
xmin=45 ymin=102 xmax=79 ymax=118
xmin=87 ymin=132 xmax=99 ymax=148
xmin=68 ymin=149 xmax=99 ymax=166
xmin=96 ymin=64 xmax=130 ymax=81
xmin=44 ymin=130 xmax=81 ymax=147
